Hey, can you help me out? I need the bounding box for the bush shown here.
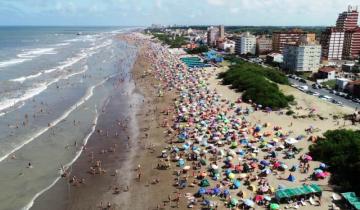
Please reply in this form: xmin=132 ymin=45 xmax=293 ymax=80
xmin=309 ymin=129 xmax=360 ymax=194
xmin=286 ymin=110 xmax=295 ymax=115
xmin=219 ymin=62 xmax=293 ymax=109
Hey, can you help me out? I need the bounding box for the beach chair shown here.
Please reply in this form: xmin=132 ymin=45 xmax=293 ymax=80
xmin=309 ymin=197 xmax=317 ymax=205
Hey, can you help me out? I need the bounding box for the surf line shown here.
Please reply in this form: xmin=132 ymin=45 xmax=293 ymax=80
xmin=21 ymin=108 xmax=99 ymax=210
xmin=0 ymin=77 xmax=107 ymax=163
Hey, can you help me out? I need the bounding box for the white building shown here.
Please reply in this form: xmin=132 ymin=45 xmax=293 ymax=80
xmin=218 ymin=40 xmax=235 ymax=52
xmin=336 ymin=78 xmax=350 ymax=90
xmin=235 ymin=32 xmax=256 ymax=55
xmin=283 ymin=43 xmax=321 ymax=72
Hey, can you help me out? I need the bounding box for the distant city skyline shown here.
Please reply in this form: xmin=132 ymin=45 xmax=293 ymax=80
xmin=0 ymin=0 xmax=359 ymax=26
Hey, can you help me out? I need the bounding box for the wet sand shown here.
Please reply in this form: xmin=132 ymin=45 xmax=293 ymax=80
xmin=31 ymin=36 xmax=144 ymax=210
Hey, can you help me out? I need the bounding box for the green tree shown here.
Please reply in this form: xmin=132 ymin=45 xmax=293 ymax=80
xmin=309 ymin=129 xmax=360 ymax=193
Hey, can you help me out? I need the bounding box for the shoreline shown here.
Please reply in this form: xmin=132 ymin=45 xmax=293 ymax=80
xmin=30 ymin=34 xmax=144 ymax=210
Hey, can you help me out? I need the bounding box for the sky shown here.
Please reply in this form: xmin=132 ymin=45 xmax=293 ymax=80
xmin=0 ymin=0 xmax=359 ymax=26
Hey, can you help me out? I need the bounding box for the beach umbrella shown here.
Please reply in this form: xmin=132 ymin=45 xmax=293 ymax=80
xmin=262 ymin=168 xmax=272 ymax=175
xmin=231 ymin=198 xmax=239 ymax=206
xmin=230 ymin=141 xmax=238 ymax=148
xmin=213 ymin=187 xmax=221 ymax=196
xmin=178 ymin=159 xmax=185 ymax=167
xmin=200 ymin=179 xmax=210 ymax=187
xmin=244 ymin=199 xmax=255 ymax=207
xmin=314 ymin=169 xmax=323 ymax=174
xmin=198 ymin=187 xmax=206 ymax=195
xmin=211 ymin=164 xmax=219 ymax=170
xmin=270 ymin=203 xmax=280 ymax=210
xmin=239 ymin=173 xmax=248 ymax=179
xmin=260 ymin=185 xmax=269 ymax=193
xmin=304 ymin=155 xmax=313 ymax=161
xmin=223 ymin=189 xmax=230 ymax=197
xmin=228 ymin=173 xmax=235 ymax=179
xmin=264 ymin=195 xmax=272 ymax=201
xmin=260 ymin=160 xmax=270 ymax=166
xmin=183 ymin=165 xmax=190 ymax=170
xmin=285 ymin=138 xmax=298 ymax=144
xmin=232 ymin=180 xmax=241 ymax=188
xmin=320 ymin=163 xmax=327 ymax=169
xmin=255 ymin=195 xmax=264 ymax=202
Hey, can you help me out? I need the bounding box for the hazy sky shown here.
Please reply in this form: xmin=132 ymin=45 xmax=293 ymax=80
xmin=0 ymin=0 xmax=359 ymax=26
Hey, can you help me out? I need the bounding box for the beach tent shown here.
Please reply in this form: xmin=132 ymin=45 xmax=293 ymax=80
xmin=285 ymin=138 xmax=298 ymax=144
xmin=341 ymin=192 xmax=360 ymax=210
xmin=200 ymin=179 xmax=210 ymax=187
xmin=244 ymin=199 xmax=255 ymax=207
xmin=287 ymin=174 xmax=296 ymax=182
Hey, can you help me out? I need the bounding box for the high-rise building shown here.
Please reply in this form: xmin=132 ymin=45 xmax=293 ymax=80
xmin=235 ymin=32 xmax=256 ymax=55
xmin=283 ymin=43 xmax=321 ymax=72
xmin=320 ymin=5 xmax=359 ymax=61
xmin=256 ymin=35 xmax=272 ymax=55
xmin=219 ymin=25 xmax=225 ymax=40
xmin=336 ymin=5 xmax=359 ymax=30
xmin=207 ymin=27 xmax=219 ymax=46
xmin=343 ymin=27 xmax=360 ymax=59
xmin=320 ymin=27 xmax=345 ymax=60
xmin=272 ymin=30 xmax=316 ymax=53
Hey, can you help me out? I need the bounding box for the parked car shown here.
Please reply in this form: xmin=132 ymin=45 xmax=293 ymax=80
xmin=312 ymin=92 xmax=320 ymax=96
xmin=352 ymin=98 xmax=360 ymax=103
xmin=299 ymin=78 xmax=307 ymax=84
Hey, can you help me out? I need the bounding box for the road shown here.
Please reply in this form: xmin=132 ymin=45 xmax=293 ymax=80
xmin=288 ymin=78 xmax=360 ymax=110
xmin=228 ymin=55 xmax=360 ymax=110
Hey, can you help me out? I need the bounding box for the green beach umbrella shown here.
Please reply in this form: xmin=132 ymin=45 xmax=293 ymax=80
xmin=270 ymin=203 xmax=280 ymax=210
xmin=230 ymin=198 xmax=239 ymax=205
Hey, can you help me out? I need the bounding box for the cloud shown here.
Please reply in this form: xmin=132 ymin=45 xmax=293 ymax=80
xmin=207 ymin=0 xmax=227 ymax=6
xmin=229 ymin=7 xmax=239 ymax=14
xmin=0 ymin=0 xmax=359 ymax=26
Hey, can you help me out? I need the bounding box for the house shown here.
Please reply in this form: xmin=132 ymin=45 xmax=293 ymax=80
xmin=335 ymin=78 xmax=350 ymax=90
xmin=317 ymin=67 xmax=336 ymax=80
xmin=266 ymin=53 xmax=283 ymax=64
xmin=347 ymin=80 xmax=360 ymax=98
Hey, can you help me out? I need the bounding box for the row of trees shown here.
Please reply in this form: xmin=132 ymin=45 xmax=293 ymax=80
xmin=219 ymin=60 xmax=293 ymax=109
xmin=309 ymin=129 xmax=360 ymax=194
xmin=151 ymin=33 xmax=186 ymax=48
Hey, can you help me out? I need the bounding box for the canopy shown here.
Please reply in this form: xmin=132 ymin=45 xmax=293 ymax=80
xmin=275 ymin=184 xmax=322 ymax=201
xmin=285 ymin=138 xmax=298 ymax=144
xmin=341 ymin=192 xmax=360 ymax=210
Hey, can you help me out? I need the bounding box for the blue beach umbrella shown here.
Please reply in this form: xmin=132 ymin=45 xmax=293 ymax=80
xmin=198 ymin=187 xmax=206 ymax=195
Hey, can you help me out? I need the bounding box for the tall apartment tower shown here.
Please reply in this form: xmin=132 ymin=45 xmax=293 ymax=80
xmin=219 ymin=25 xmax=225 ymax=40
xmin=272 ymin=30 xmax=316 ymax=53
xmin=343 ymin=27 xmax=360 ymax=59
xmin=207 ymin=27 xmax=219 ymax=47
xmin=320 ymin=27 xmax=345 ymax=60
xmin=336 ymin=5 xmax=359 ymax=30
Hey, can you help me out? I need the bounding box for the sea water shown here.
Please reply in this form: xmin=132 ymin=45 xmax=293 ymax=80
xmin=0 ymin=26 xmax=138 ymax=210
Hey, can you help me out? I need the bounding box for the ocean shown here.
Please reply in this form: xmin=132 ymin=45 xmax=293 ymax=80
xmin=0 ymin=26 xmax=138 ymax=210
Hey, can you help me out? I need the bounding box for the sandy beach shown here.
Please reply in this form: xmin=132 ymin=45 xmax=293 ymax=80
xmin=30 ymin=32 xmax=358 ymax=210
